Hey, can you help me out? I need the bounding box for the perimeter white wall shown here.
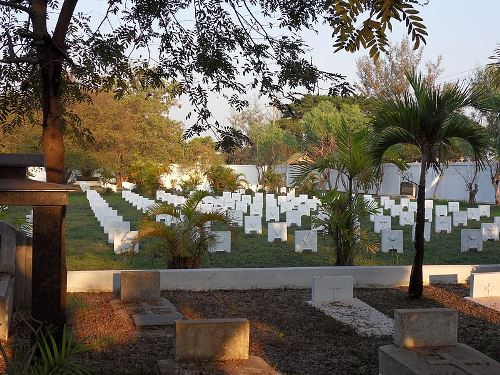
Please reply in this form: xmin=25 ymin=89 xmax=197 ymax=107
xmin=67 ymin=264 xmax=500 ymax=293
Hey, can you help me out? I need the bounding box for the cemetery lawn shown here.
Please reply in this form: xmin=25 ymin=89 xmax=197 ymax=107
xmin=3 ymin=192 xmax=500 ymax=271
xmin=3 ymin=285 xmax=497 ymax=374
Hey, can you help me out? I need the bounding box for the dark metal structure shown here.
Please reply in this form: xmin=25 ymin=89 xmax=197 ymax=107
xmin=0 ymin=154 xmax=74 ymax=334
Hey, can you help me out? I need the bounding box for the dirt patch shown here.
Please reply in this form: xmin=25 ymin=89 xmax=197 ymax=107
xmin=1 ymin=285 xmax=499 ymax=374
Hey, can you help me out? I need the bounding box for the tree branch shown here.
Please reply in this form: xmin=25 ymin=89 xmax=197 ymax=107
xmin=0 ymin=0 xmax=32 ymax=14
xmin=53 ymin=0 xmax=77 ymax=46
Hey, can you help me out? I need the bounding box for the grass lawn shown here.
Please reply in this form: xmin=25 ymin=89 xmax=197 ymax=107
xmin=2 ymin=192 xmax=499 ymax=270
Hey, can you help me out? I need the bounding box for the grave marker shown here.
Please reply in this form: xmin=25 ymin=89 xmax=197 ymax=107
xmin=267 ymin=222 xmax=287 ymax=242
xmin=294 ymin=230 xmax=317 ymax=253
xmin=381 ymin=230 xmax=403 ymax=253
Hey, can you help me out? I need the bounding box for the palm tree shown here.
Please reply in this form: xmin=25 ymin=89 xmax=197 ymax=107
xmin=372 ymin=71 xmax=489 ymax=299
xmin=138 ymin=191 xmax=230 ymax=268
xmin=293 ymin=121 xmax=384 ymax=264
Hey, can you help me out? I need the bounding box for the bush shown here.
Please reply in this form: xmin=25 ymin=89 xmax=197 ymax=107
xmin=128 ymin=160 xmax=168 ymax=197
xmin=205 ymin=165 xmax=246 ymax=194
xmin=261 ymin=169 xmax=284 ymax=193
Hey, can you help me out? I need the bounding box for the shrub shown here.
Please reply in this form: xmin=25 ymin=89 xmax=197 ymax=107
xmin=261 ymin=169 xmax=284 ymax=193
xmin=205 ymin=165 xmax=246 ymax=194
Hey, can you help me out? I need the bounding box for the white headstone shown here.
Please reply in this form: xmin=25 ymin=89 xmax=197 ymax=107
xmin=370 ymin=207 xmax=384 ymax=222
xmin=241 ymin=195 xmax=251 ymax=206
xmin=469 ymin=272 xmax=500 ymax=298
xmin=467 ymin=208 xmax=481 ymax=221
xmin=209 ymin=231 xmax=231 ymax=253
xmin=228 ymin=209 xmax=243 ymax=227
xmin=399 ymin=211 xmax=414 ymax=226
xmin=374 ymin=215 xmax=391 ymax=234
xmin=453 ymin=211 xmax=468 ymax=227
xmin=294 ymin=230 xmax=317 ymax=253
xmin=267 ymin=222 xmax=287 ymax=242
xmin=408 ymin=201 xmax=417 ymax=212
xmin=448 ymin=201 xmax=460 ymax=213
xmin=412 ymin=222 xmax=431 ymax=242
xmin=244 ymin=215 xmax=262 ymax=234
xmin=425 ymin=199 xmax=434 ymax=209
xmin=400 ymin=198 xmax=410 ymax=208
xmin=425 ymin=207 xmax=433 ymax=222
xmin=435 ymin=216 xmax=452 ymax=234
xmin=381 ymin=229 xmax=403 ymax=253
xmin=478 ymin=205 xmax=490 ymax=218
xmin=298 ymin=204 xmax=311 ymax=217
xmin=460 ymin=229 xmax=483 ymax=252
xmin=107 ymin=222 xmax=131 ymax=244
xmin=249 ymin=203 xmax=262 ymax=216
xmin=265 ymin=206 xmax=280 ymax=222
xmin=390 ymin=205 xmax=402 ymax=217
xmin=311 ymin=276 xmax=353 ymax=303
xmin=384 ymin=199 xmax=395 ymax=210
xmin=286 ymin=209 xmax=302 ymax=227
xmin=481 ymin=223 xmax=499 ymax=241
xmin=435 ymin=205 xmax=448 ymax=217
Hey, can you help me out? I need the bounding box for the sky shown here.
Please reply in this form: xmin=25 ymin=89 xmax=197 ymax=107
xmin=76 ymin=0 xmax=500 ymax=132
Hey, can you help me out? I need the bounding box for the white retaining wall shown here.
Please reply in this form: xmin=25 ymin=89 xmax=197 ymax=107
xmin=66 ymin=264 xmax=500 ymax=293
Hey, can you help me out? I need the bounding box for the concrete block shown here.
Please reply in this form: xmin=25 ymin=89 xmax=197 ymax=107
xmin=434 ymin=216 xmax=451 ymax=234
xmin=394 ymin=308 xmax=457 ymax=349
xmin=379 ymin=343 xmax=500 ymax=375
xmin=209 ymin=231 xmax=231 ymax=253
xmin=311 ymin=275 xmax=353 ymax=303
xmin=120 ymin=271 xmax=160 ymax=304
xmin=447 ymin=201 xmax=460 ymax=212
xmin=469 ymin=272 xmax=500 ymax=298
xmin=267 ymin=222 xmax=287 ymax=242
xmin=294 ymin=230 xmax=317 ymax=253
xmin=381 ymin=230 xmax=403 ymax=253
xmin=460 ymin=229 xmax=483 ymax=252
xmin=479 ymin=204 xmax=490 ymax=218
xmin=481 ymin=223 xmax=499 ymax=241
xmin=453 ymin=211 xmax=468 ymax=227
xmin=428 ymin=274 xmax=458 ymax=285
xmin=175 ymin=318 xmax=249 ymax=362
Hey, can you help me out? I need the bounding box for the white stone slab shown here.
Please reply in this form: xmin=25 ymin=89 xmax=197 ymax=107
xmin=453 ymin=211 xmax=468 ymax=227
xmin=265 ymin=206 xmax=280 ymax=222
xmin=400 ymin=198 xmax=410 ymax=208
xmin=448 ymin=201 xmax=460 ymax=213
xmin=412 ymin=222 xmax=431 ymax=242
xmin=390 ymin=205 xmax=402 ymax=217
xmin=311 ymin=276 xmax=353 ymax=302
xmin=267 ymin=222 xmax=287 ymax=242
xmin=425 ymin=199 xmax=434 ymax=209
xmin=298 ymin=204 xmax=311 ymax=217
xmin=380 ymin=196 xmax=389 ymax=206
xmin=249 ymin=203 xmax=262 ymax=216
xmin=209 ymin=231 xmax=231 ymax=253
xmin=241 ymin=195 xmax=251 ymax=206
xmin=481 ymin=223 xmax=499 ymax=241
xmin=435 ymin=216 xmax=452 ymax=234
xmin=460 ymin=229 xmax=483 ymax=252
xmin=286 ymin=209 xmax=302 ymax=227
xmin=227 ymin=209 xmax=243 ymax=227
xmin=113 ymin=231 xmax=139 ymax=254
xmin=479 ymin=205 xmax=490 ymax=218
xmin=408 ymin=201 xmax=417 ymax=212
xmin=244 ymin=215 xmax=262 ymax=234
xmin=374 ymin=215 xmax=391 ymax=234
xmin=399 ymin=211 xmax=414 ymax=226
xmin=309 ymin=298 xmax=394 ymax=337
xmin=425 ymin=207 xmax=433 ymax=222
xmin=381 ymin=230 xmax=403 ymax=253
xmin=469 ymin=272 xmax=500 ymax=298
xmin=467 ymin=208 xmax=481 ymax=221
xmin=435 ymin=205 xmax=448 ymax=217
xmin=294 ymin=230 xmax=317 ymax=253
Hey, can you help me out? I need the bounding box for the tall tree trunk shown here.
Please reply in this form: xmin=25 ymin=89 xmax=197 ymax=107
xmin=116 ymin=152 xmax=124 ymax=191
xmin=492 ymin=168 xmax=500 ymax=206
xmin=408 ymin=153 xmax=427 ymax=299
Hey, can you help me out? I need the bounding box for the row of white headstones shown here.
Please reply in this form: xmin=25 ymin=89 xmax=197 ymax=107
xmin=154 ymin=190 xmax=324 ymax=253
xmin=366 ymin=195 xmax=500 ymax=253
xmin=86 ymin=190 xmax=139 ymax=254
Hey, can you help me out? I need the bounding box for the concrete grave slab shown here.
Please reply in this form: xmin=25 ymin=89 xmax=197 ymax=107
xmin=408 ymin=202 xmax=417 ymax=212
xmin=133 ymin=312 xmax=183 ymax=327
xmin=424 ymin=199 xmax=434 ymax=209
xmin=469 ymin=272 xmax=500 ymax=298
xmin=175 ymin=318 xmax=249 ymax=362
xmin=447 ymin=201 xmax=460 ymax=213
xmin=435 ymin=205 xmax=447 ymax=217
xmin=113 ymin=230 xmax=139 ymax=254
xmin=424 ymin=207 xmax=433 ymax=222
xmin=390 ymin=205 xmax=402 ymax=217
xmin=428 ymin=274 xmax=458 ymax=285
xmin=370 ymin=207 xmax=384 ymax=222
xmin=265 ymin=206 xmax=280 ymax=222
xmin=399 ymin=198 xmax=410 ymax=208
xmin=227 ymin=209 xmax=243 ymax=227
xmin=120 ymin=271 xmax=160 ymax=304
xmin=311 ymin=276 xmax=353 ymax=302
xmin=399 ymin=211 xmax=414 ymax=226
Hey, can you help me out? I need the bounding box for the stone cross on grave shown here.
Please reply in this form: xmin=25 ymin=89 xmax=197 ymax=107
xmin=426 ymin=352 xmax=485 ymax=375
xmin=328 ymin=282 xmax=343 ymax=300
